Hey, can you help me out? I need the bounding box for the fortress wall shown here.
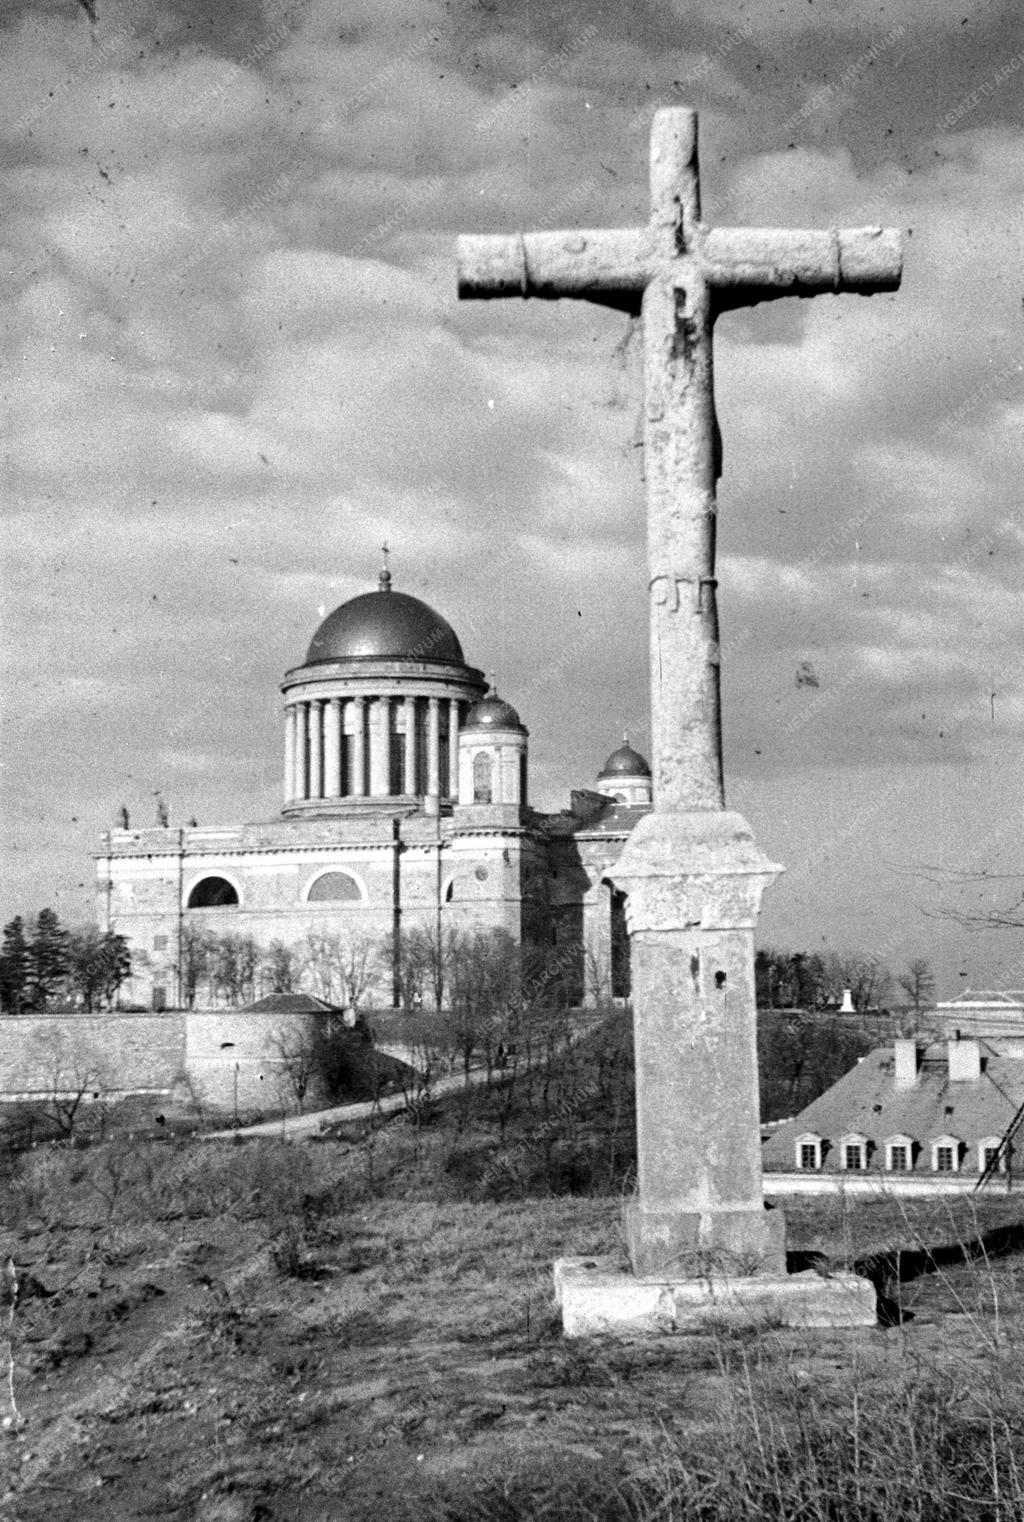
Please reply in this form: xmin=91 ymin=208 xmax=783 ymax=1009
xmin=0 ymin=1009 xmax=318 ymax=1116
xmin=0 ymin=1011 xmax=185 ymax=1099
xmin=184 ymin=1008 xmax=322 ymax=1114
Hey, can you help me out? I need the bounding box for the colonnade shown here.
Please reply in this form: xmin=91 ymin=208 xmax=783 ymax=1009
xmin=284 ymin=694 xmax=463 ymax=803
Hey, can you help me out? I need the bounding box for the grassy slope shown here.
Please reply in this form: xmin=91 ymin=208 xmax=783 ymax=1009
xmin=1 ymin=1025 xmax=1024 ymax=1520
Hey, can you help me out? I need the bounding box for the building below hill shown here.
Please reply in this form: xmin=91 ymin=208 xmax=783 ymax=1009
xmin=931 ymin=990 xmax=1024 ymax=1040
xmin=95 ymin=559 xmax=651 ymax=1010
xmin=763 ymin=1032 xmax=1024 ymax=1194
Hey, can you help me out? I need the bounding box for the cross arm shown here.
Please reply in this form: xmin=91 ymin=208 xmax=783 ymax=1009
xmin=457 ymin=228 xmax=651 ymax=312
xmin=703 ymin=225 xmax=902 ymax=309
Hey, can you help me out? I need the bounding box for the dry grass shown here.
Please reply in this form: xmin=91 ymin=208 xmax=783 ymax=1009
xmin=1 ymin=1070 xmax=1024 ymax=1518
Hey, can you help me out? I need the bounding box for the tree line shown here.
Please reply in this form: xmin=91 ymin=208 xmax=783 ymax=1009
xmin=174 ymin=921 xmax=604 ymax=1012
xmin=0 ymin=910 xmax=132 ymax=1013
xmin=755 ymin=947 xmax=936 ymax=1013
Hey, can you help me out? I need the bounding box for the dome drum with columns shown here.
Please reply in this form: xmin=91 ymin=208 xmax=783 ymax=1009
xmin=281 ymin=565 xmax=487 ymax=815
xmin=95 ymin=558 xmax=653 ymax=1014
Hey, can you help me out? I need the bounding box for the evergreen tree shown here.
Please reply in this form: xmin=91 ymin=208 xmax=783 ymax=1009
xmin=0 ymin=917 xmax=30 ymax=1013
xmin=30 ymin=908 xmax=69 ymax=1011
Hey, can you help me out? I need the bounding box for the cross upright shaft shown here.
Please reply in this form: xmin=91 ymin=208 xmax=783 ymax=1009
xmin=457 ymin=109 xmax=902 ymax=811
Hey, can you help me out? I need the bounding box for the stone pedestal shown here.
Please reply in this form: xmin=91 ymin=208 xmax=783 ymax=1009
xmin=611 ymin=810 xmax=784 ymax=1278
xmin=554 ymin=1258 xmax=877 ymax=1337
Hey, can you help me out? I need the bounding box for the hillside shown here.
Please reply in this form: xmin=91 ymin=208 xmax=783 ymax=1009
xmin=1 ymin=1017 xmax=1023 ymax=1520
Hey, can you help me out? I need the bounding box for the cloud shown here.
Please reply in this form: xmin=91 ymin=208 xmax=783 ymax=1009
xmin=1 ymin=0 xmax=1021 ymax=997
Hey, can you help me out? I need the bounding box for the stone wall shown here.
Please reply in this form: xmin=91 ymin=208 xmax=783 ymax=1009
xmin=183 ymin=1008 xmax=318 ymax=1115
xmin=0 ymin=1007 xmax=323 ymax=1116
xmin=0 ymin=1011 xmax=184 ymax=1099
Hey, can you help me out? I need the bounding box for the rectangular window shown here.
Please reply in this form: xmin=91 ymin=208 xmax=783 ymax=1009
xmin=889 ymin=1145 xmax=909 ymax=1172
xmin=152 ymin=986 xmax=167 ymax=1012
xmin=390 ymin=734 xmax=405 ymax=796
xmin=983 ymin=1147 xmax=1002 ymax=1174
xmin=844 ymin=1144 xmax=864 ymax=1171
xmin=799 ymin=1143 xmax=819 ymax=1171
xmin=153 ymin=935 xmax=168 ymax=951
xmin=935 ymin=1146 xmax=956 ymax=1173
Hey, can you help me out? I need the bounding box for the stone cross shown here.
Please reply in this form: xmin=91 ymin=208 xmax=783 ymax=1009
xmin=457 ymin=109 xmax=901 ymax=1301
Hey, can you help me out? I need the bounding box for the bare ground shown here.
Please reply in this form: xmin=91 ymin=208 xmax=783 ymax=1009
xmin=2 ymin=1123 xmax=1024 ymax=1521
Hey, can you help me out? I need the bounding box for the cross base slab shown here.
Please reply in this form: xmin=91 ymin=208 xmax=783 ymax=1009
xmin=624 ymin=1200 xmax=786 ymax=1278
xmin=553 ymin=1257 xmax=877 ymax=1338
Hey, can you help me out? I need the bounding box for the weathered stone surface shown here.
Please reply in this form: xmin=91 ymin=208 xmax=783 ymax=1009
xmin=611 ymin=811 xmax=784 ymax=1276
xmin=458 ymin=107 xmax=902 ymax=1318
xmin=554 ymin=1257 xmax=877 ymax=1337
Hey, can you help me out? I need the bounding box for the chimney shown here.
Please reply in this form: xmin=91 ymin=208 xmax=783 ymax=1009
xmin=839 ymin=988 xmax=855 ymax=1013
xmin=894 ymin=1038 xmax=919 ymax=1090
xmin=947 ymin=1037 xmax=981 ymax=1083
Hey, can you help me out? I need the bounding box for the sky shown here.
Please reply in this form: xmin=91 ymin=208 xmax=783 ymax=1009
xmin=1 ymin=0 xmax=1022 ymax=998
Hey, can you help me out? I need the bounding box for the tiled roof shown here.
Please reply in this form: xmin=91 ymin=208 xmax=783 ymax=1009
xmin=244 ymin=993 xmax=337 ymax=1014
xmin=762 ymin=1041 xmax=1024 ymax=1175
xmin=571 ymin=803 xmax=651 ymax=837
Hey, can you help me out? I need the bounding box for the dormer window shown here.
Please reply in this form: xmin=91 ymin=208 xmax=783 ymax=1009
xmin=796 ymin=1132 xmax=823 ymax=1171
xmin=885 ymin=1135 xmax=915 ymax=1172
xmin=931 ymin=1135 xmax=961 ymax=1174
xmin=979 ymin=1137 xmax=1006 ymax=1175
xmin=840 ymin=1133 xmax=869 ymax=1172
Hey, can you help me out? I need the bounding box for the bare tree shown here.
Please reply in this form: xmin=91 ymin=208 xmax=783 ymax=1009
xmin=444 ymin=928 xmax=520 ymax=1081
xmin=180 ymin=922 xmax=214 ymax=1009
xmin=385 ymin=923 xmax=450 ymax=1010
xmin=271 ymin=1021 xmax=318 ymax=1113
xmin=335 ymin=929 xmax=378 ymax=1010
xmin=823 ymin=952 xmax=892 ymax=1012
xmin=302 ymin=926 xmax=378 ymax=1009
xmin=265 ymin=940 xmax=298 ymax=995
xmin=894 ymin=863 xmax=1024 ymax=931
xmin=210 ymin=933 xmax=259 ymax=1007
xmin=582 ymin=929 xmax=612 ymax=1009
xmin=31 ymin=1028 xmax=111 ymax=1139
xmin=302 ymin=927 xmax=338 ymax=1003
xmin=897 ymin=956 xmax=936 ymax=1013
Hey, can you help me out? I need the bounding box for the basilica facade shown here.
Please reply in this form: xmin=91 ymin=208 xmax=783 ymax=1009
xmin=96 ymin=565 xmax=652 ymax=1009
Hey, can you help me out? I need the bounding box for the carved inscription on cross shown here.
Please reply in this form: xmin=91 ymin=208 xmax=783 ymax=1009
xmin=457 ymin=108 xmax=902 ymax=813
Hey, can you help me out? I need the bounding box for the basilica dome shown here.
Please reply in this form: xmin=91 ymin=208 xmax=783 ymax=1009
xmin=599 ymin=740 xmax=651 ymax=779
xmin=306 ymin=584 xmax=465 ymax=666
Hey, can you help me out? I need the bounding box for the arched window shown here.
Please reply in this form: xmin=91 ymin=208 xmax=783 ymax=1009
xmin=306 ymin=871 xmax=363 ymax=903
xmin=187 ymin=876 xmax=239 ymax=908
xmin=473 ymin=751 xmax=493 ymax=804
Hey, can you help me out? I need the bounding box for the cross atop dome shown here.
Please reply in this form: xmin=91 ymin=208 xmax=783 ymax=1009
xmin=378 ymin=541 xmax=392 ymax=593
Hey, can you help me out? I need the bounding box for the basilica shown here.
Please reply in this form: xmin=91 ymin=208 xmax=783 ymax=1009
xmin=97 ymin=560 xmax=652 ymax=1009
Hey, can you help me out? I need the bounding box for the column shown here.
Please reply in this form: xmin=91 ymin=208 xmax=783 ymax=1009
xmin=295 ymin=701 xmax=308 ymax=799
xmin=324 ymin=698 xmax=341 ymax=797
xmin=403 ymin=696 xmax=417 ymax=795
xmin=427 ymin=697 xmax=440 ymax=797
xmin=352 ymin=697 xmax=366 ymax=797
xmin=380 ymin=697 xmax=392 ymax=795
xmin=448 ymin=699 xmax=460 ymax=800
xmin=284 ymin=705 xmax=297 ymax=803
xmin=370 ymin=696 xmax=389 ymax=796
xmin=308 ymin=701 xmax=323 ymax=799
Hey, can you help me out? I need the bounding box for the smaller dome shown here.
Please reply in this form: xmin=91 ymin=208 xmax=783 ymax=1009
xmin=599 ymin=740 xmax=651 ymax=779
xmin=464 ymin=695 xmax=525 ymax=732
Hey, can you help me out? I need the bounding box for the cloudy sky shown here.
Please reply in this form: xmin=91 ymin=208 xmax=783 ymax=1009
xmin=2 ymin=0 xmax=1021 ymax=996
